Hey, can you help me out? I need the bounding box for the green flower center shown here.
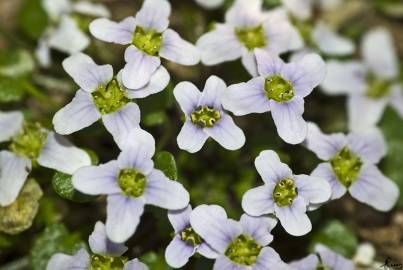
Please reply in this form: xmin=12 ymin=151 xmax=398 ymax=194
xmin=273 ymin=178 xmax=298 ymax=207
xmin=9 ymin=123 xmax=48 ymax=160
xmin=190 ymin=106 xmax=221 ymax=128
xmin=225 ymin=234 xmax=262 ymax=266
xmin=180 ymin=227 xmax=202 ymax=247
xmin=92 ymin=78 xmax=129 ymax=115
xmin=235 ymin=25 xmax=267 ymax=51
xmin=132 ymin=26 xmax=163 ymax=56
xmin=264 ymin=75 xmax=295 ymax=102
xmin=330 ymin=147 xmax=362 ymax=187
xmin=117 ymin=169 xmax=146 ymax=198
xmin=89 ymin=254 xmax=127 ymax=270
xmin=316 ymin=264 xmax=332 ymax=270
xmin=366 ymin=75 xmax=392 ymax=99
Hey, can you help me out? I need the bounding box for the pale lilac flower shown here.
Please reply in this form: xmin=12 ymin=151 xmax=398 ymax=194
xmin=197 ymin=0 xmax=302 ymax=75
xmin=89 ymin=0 xmax=199 ymax=90
xmin=173 ymin=75 xmax=245 ymax=153
xmin=190 ymin=204 xmax=289 ymax=270
xmin=195 ymin=0 xmax=224 ymax=9
xmin=321 ymin=27 xmax=402 ymax=131
xmin=72 ymin=128 xmax=190 ymax=243
xmin=222 ymin=49 xmax=326 ymax=144
xmin=289 ymin=244 xmax=354 ymax=270
xmin=305 ymin=122 xmax=399 ymax=211
xmin=0 ymin=110 xmax=91 ymax=207
xmin=47 ymin=221 xmax=149 ymax=270
xmin=242 ymin=150 xmax=331 ymax=236
xmin=53 ymin=53 xmax=168 ymax=149
xmin=165 ymin=205 xmax=219 ymax=268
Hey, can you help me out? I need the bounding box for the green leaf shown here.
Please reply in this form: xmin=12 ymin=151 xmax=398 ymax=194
xmin=154 ymin=151 xmax=178 ymax=180
xmin=140 ymin=252 xmax=173 ymax=270
xmin=143 ymin=111 xmax=167 ymax=126
xmin=311 ymin=220 xmax=358 ymax=257
xmin=19 ymin=0 xmax=48 ymax=39
xmin=30 ymin=224 xmax=85 ymax=270
xmin=0 ymin=76 xmax=26 ymax=102
xmin=52 ymin=172 xmax=94 ymax=202
xmin=0 ymin=49 xmax=35 ymax=78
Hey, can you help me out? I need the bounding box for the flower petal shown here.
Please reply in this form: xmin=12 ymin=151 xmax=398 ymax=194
xmin=347 ymin=128 xmax=386 ymax=164
xmin=225 ymin=0 xmax=262 ymax=27
xmin=42 ymin=0 xmax=71 ymax=21
xmin=289 ymin=254 xmax=319 ymax=270
xmin=89 ymin=221 xmax=128 ymax=257
xmin=125 ymin=66 xmax=170 ymax=99
xmin=46 ymin=249 xmax=90 ymax=270
xmin=124 ymin=259 xmax=149 ymax=270
xmin=144 ymin=169 xmax=189 ymax=210
xmin=89 ymin=17 xmax=135 ymax=45
xmin=135 ymin=0 xmax=171 ymax=32
xmin=0 ymin=151 xmax=31 ymax=207
xmin=197 ymin=243 xmax=219 ymax=259
xmin=53 ymin=90 xmax=101 ymax=135
xmin=311 ymin=163 xmax=346 ymax=200
xmin=255 ymin=49 xmax=285 ymax=77
xmin=204 ymin=114 xmax=245 ymax=150
xmin=117 ymin=146 xmax=154 ymax=175
xmin=121 ymin=127 xmax=156 ymax=156
xmin=177 ymin=121 xmax=209 ymax=153
xmin=283 ymin=0 xmax=311 ymax=20
xmin=0 ymin=110 xmax=23 ymax=143
xmin=390 ymin=84 xmax=403 ymax=118
xmin=165 ymin=236 xmax=196 ymax=268
xmin=37 ymin=132 xmax=91 ymax=174
xmin=195 ymin=0 xmax=224 ymax=9
xmin=294 ymin=174 xmax=331 ymax=205
xmin=347 ymin=95 xmax=387 ymax=132
xmin=213 ymin=255 xmax=247 ymax=270
xmin=241 ymin=184 xmax=276 ymax=216
xmin=274 ymin=197 xmax=311 ymax=236
xmin=312 ymin=23 xmax=355 ymax=56
xmin=315 ymin=244 xmax=355 ymax=270
xmin=106 ymin=194 xmax=145 ymax=243
xmin=168 ymin=205 xmax=192 ymax=233
xmin=72 ymin=1 xmax=111 ymax=17
xmin=241 ymin=51 xmax=257 ymax=76
xmin=263 ymin=20 xmax=301 ymax=54
xmin=349 ymin=164 xmax=399 ymax=211
xmin=239 ymin=214 xmax=277 ymax=246
xmin=254 ymin=247 xmax=290 ymax=270
xmin=254 ymin=150 xmax=292 ymax=183
xmin=160 ymin=29 xmax=200 ymax=65
xmin=173 ymin=81 xmax=201 ymax=115
xmin=198 ymin=76 xmax=226 ymax=109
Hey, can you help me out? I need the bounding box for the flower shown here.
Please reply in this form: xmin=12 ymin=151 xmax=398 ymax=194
xmin=304 ymin=122 xmax=399 ymax=211
xmin=46 ymin=221 xmax=149 ymax=270
xmin=72 ymin=128 xmax=190 ymax=243
xmin=222 ymin=49 xmax=326 ymax=144
xmin=165 ymin=205 xmax=219 ymax=268
xmin=0 ymin=110 xmax=91 ymax=207
xmin=242 ymin=150 xmax=331 ymax=236
xmin=195 ymin=0 xmax=224 ymax=9
xmin=196 ymin=0 xmax=301 ymax=75
xmin=173 ymin=75 xmax=245 ymax=153
xmin=89 ymin=0 xmax=199 ymax=90
xmin=321 ymin=27 xmax=402 ymax=131
xmin=190 ymin=204 xmax=289 ymax=269
xmin=53 ymin=53 xmax=168 ymax=149
xmin=289 ymin=244 xmax=354 ymax=270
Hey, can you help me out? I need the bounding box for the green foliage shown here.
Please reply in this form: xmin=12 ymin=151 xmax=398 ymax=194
xmin=0 ymin=76 xmax=26 ymax=102
xmin=140 ymin=252 xmax=173 ymax=270
xmin=0 ymin=49 xmax=34 ymax=78
xmin=19 ymin=0 xmax=48 ymax=39
xmin=30 ymin=224 xmax=85 ymax=270
xmin=154 ymin=151 xmax=178 ymax=180
xmin=52 ymin=172 xmax=94 ymax=203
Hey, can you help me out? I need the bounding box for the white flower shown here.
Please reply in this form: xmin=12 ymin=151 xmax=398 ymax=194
xmin=46 ymin=221 xmax=149 ymax=270
xmin=0 ymin=110 xmax=91 ymax=207
xmin=195 ymin=0 xmax=224 ymax=9
xmin=190 ymin=204 xmax=289 ymax=269
xmin=89 ymin=0 xmax=199 ymax=90
xmin=72 ymin=128 xmax=190 ymax=243
xmin=196 ymin=0 xmax=301 ymax=75
xmin=173 ymin=75 xmax=245 ymax=153
xmin=305 ymin=122 xmax=399 ymax=211
xmin=242 ymin=150 xmax=331 ymax=236
xmin=321 ymin=27 xmax=402 ymax=131
xmin=223 ymin=49 xmax=326 ymax=144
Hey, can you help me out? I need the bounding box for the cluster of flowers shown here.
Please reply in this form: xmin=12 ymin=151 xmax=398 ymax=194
xmin=0 ymin=0 xmax=400 ymax=269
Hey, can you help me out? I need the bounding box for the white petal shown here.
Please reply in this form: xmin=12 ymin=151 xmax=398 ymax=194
xmin=311 ymin=163 xmax=346 ymax=200
xmin=254 ymin=150 xmax=292 ymax=183
xmin=122 ymin=46 xmax=161 ymax=89
xmin=347 ymin=95 xmax=387 ymax=132
xmin=349 ymin=164 xmax=399 ymax=211
xmin=270 ymin=97 xmax=307 ymax=144
xmin=254 ymin=247 xmax=290 ymax=270
xmin=117 ymin=146 xmax=154 ymax=175
xmin=225 ymin=0 xmax=262 ymax=28
xmin=197 ymin=243 xmax=219 ymax=259
xmin=173 ymin=81 xmax=201 ymax=115
xmin=289 ymin=254 xmax=319 ymax=270
xmin=144 ymin=169 xmax=189 ymax=210
xmin=168 ymin=205 xmax=192 ymax=232
xmin=213 ymin=255 xmax=246 ymax=270
xmin=36 ymin=38 xmax=51 ymax=67
xmin=312 ymin=23 xmax=355 ymax=56
xmin=197 ymin=24 xmax=243 ymax=65
xmin=241 ymin=51 xmax=257 ymax=76
xmin=125 ymin=66 xmax=170 ymax=99
xmin=263 ymin=20 xmax=300 ymax=54
xmin=222 ymin=77 xmax=269 ymax=116
xmin=282 ymin=0 xmax=312 ymax=20
xmin=198 ymin=75 xmax=226 ymax=109
xmin=106 ymin=194 xmax=145 ymax=243
xmin=121 ymin=127 xmax=156 ymax=156
xmin=62 ymin=53 xmax=113 ymax=93
xmin=390 ymin=84 xmax=403 ymax=118
xmin=165 ymin=236 xmax=195 ymax=268
xmin=294 ymin=174 xmax=331 ymax=205
xmin=239 ymin=214 xmax=277 ymax=246
xmin=88 ymin=221 xmax=128 ymax=257
xmin=42 ymin=0 xmax=71 ymax=21
xmin=347 ymin=128 xmax=386 ymax=164
xmin=195 ymin=0 xmax=224 ymax=9
xmin=46 ymin=249 xmax=90 ymax=270
xmin=135 ymin=0 xmax=171 ymax=32
xmin=0 ymin=111 xmax=23 ymax=143
xmin=177 ymin=121 xmax=209 ymax=153
xmin=73 ymin=1 xmax=111 ymax=18
xmin=0 ymin=151 xmax=31 ymax=207
xmin=255 ymin=49 xmax=285 ymax=77
xmin=89 ymin=17 xmax=135 ymax=45
xmin=315 ymin=244 xmax=355 ymax=270
xmin=160 ymin=29 xmax=200 ymax=65
xmin=102 ymin=102 xmax=141 ymax=149
xmin=37 ymin=132 xmax=91 ymax=174
xmin=72 ymin=161 xmax=121 ymax=195
xmin=204 ymin=114 xmax=245 ymax=150
xmin=241 ymin=184 xmax=276 ymax=216
xmin=124 ymin=259 xmax=149 ymax=270
xmin=362 ymin=27 xmax=398 ymax=80
xmin=53 ymin=90 xmax=101 ymax=135
xmin=274 ymin=197 xmax=311 ymax=236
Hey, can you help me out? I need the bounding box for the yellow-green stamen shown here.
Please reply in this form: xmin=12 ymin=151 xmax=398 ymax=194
xmin=235 ymin=25 xmax=267 ymax=51
xmin=264 ymin=75 xmax=295 ymax=102
xmin=330 ymin=147 xmax=362 ymax=187
xmin=180 ymin=227 xmax=202 ymax=247
xmin=132 ymin=26 xmax=163 ymax=56
xmin=118 ymin=169 xmax=146 ymax=198
xmin=225 ymin=234 xmax=262 ymax=266
xmin=190 ymin=106 xmax=221 ymax=128
xmin=92 ymin=78 xmax=129 ymax=115
xmin=273 ymin=178 xmax=298 ymax=207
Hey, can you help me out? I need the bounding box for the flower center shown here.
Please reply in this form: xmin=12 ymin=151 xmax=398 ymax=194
xmin=316 ymin=263 xmax=332 ymax=270
xmin=117 ymin=169 xmax=146 ymax=198
xmin=9 ymin=122 xmax=48 ymax=160
xmin=235 ymin=25 xmax=267 ymax=51
xmin=225 ymin=234 xmax=262 ymax=266
xmin=132 ymin=26 xmax=163 ymax=56
xmin=92 ymin=78 xmax=129 ymax=115
xmin=330 ymin=147 xmax=362 ymax=187
xmin=366 ymin=75 xmax=392 ymax=99
xmin=89 ymin=254 xmax=127 ymax=270
xmin=273 ymin=178 xmax=298 ymax=207
xmin=190 ymin=106 xmax=221 ymax=128
xmin=264 ymin=75 xmax=294 ymax=102
xmin=180 ymin=227 xmax=202 ymax=247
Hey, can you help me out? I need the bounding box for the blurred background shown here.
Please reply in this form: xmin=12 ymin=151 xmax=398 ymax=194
xmin=0 ymin=0 xmax=403 ymax=269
